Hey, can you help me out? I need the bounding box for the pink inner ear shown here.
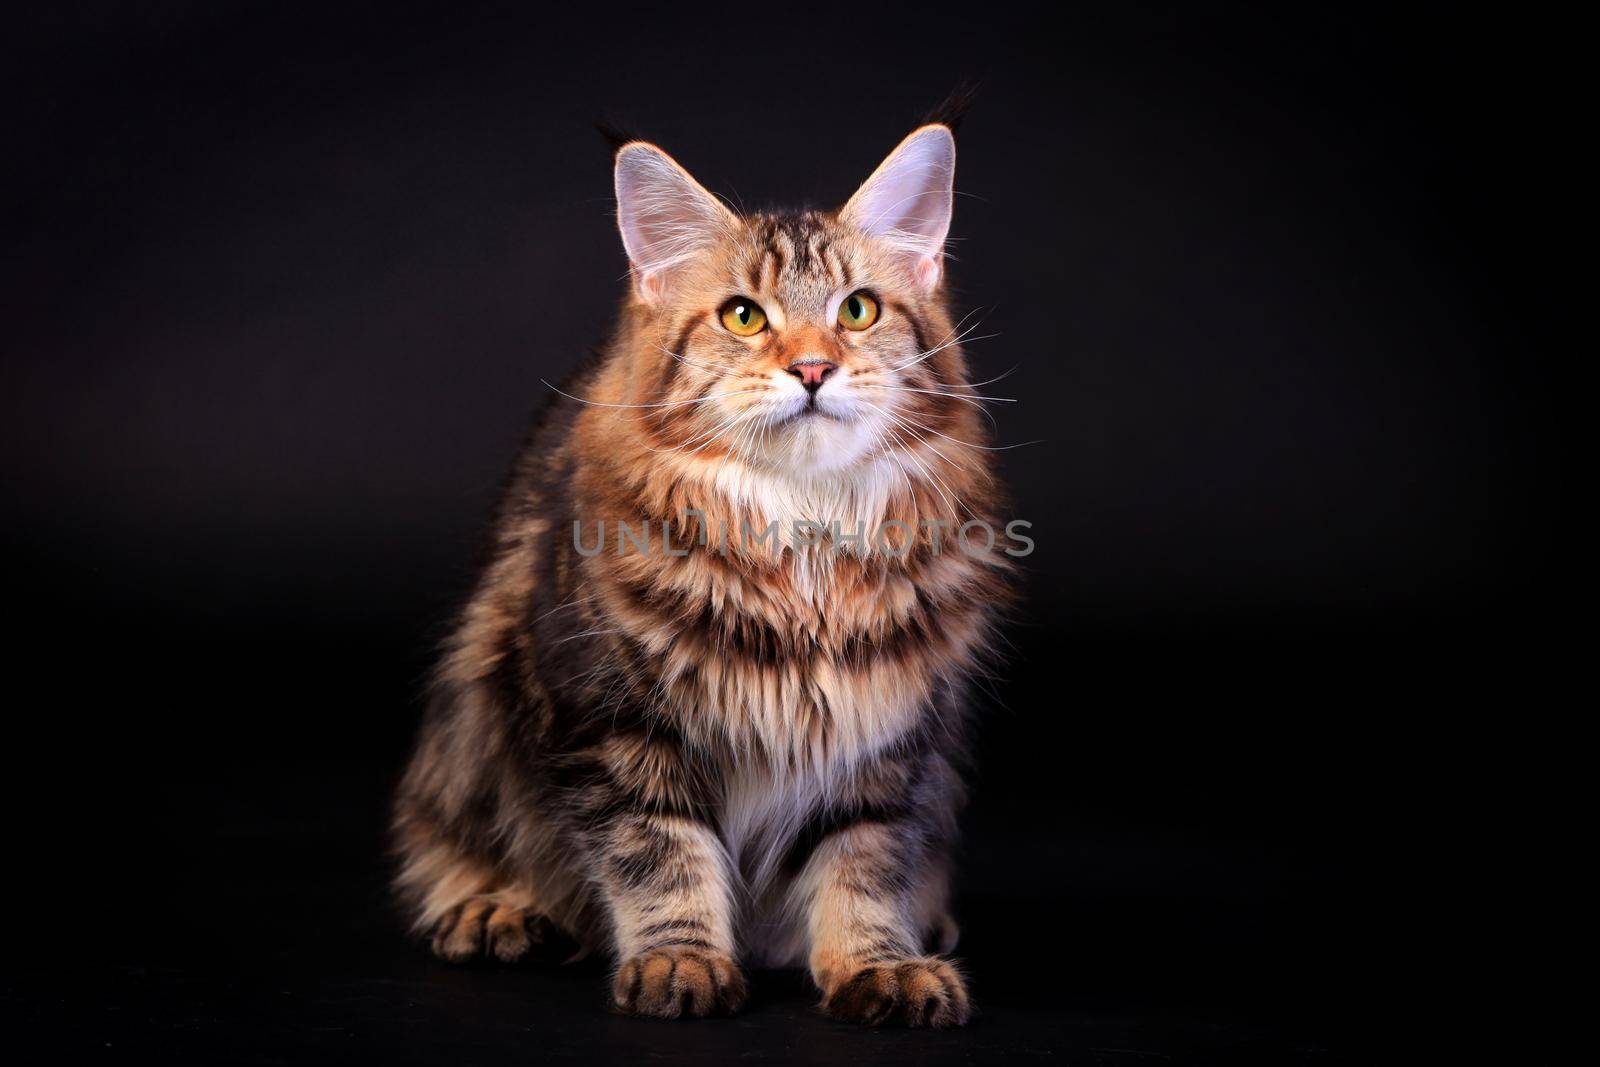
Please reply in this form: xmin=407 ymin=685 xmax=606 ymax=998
xmin=613 ymin=144 xmax=734 ymax=303
xmin=843 ymin=126 xmax=956 ymax=280
xmin=637 ymin=270 xmax=664 ymax=302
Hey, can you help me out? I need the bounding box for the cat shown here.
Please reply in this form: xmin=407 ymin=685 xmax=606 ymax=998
xmin=392 ymin=105 xmax=1015 ymax=1028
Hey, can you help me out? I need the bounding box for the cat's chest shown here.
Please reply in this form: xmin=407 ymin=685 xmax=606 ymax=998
xmin=646 ymin=552 xmax=945 ymax=767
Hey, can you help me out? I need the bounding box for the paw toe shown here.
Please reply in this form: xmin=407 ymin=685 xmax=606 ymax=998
xmin=430 ymin=899 xmax=553 ymax=964
xmin=613 ymin=949 xmax=746 ymax=1019
xmin=823 ymin=957 xmax=971 ymax=1028
xmin=486 ymin=906 xmax=532 ymax=962
xmin=431 ymin=901 xmax=489 ymax=962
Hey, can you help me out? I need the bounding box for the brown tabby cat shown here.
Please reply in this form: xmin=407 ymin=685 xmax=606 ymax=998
xmin=392 ymin=108 xmax=1015 ymax=1028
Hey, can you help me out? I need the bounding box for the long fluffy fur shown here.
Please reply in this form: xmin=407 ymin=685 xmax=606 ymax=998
xmin=392 ymin=123 xmax=1013 ymax=1027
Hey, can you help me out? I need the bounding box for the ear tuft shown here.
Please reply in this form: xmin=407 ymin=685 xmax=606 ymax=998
xmin=922 ymin=80 xmax=978 ymax=137
xmin=594 ymin=117 xmax=642 ymax=156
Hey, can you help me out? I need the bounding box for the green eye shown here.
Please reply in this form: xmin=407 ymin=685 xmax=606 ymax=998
xmin=837 ymin=291 xmax=880 ymax=331
xmin=720 ymin=298 xmax=767 ymax=336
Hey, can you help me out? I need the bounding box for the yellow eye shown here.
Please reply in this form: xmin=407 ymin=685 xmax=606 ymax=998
xmin=719 ymin=298 xmax=767 ymax=336
xmin=837 ymin=291 xmax=879 ymax=331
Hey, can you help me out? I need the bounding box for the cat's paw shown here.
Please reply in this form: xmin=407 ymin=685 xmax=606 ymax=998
xmin=822 ymin=957 xmax=972 ymax=1028
xmin=430 ymin=898 xmax=560 ymax=963
xmin=612 ymin=948 xmax=748 ymax=1019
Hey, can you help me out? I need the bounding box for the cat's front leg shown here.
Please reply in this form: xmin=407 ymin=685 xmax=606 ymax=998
xmin=798 ymin=819 xmax=972 ymax=1028
xmin=593 ymin=808 xmax=747 ymax=1019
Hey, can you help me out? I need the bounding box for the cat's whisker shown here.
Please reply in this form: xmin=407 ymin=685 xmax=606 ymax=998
xmin=959 ymin=365 xmax=1022 ymax=390
xmin=853 ymin=376 xmax=1005 ymax=432
xmin=550 ymin=627 xmax=625 ymax=647
xmin=856 ymin=384 xmax=1017 ymax=404
xmin=951 ymin=437 xmax=1041 ymax=452
xmin=647 ymin=408 xmax=745 ymax=454
xmin=883 ymin=327 xmax=1001 ymax=376
xmin=676 ymin=408 xmax=762 ymax=457
xmin=865 ymin=402 xmax=970 ymax=473
xmin=892 ymin=423 xmax=980 ymax=519
xmin=881 ymin=308 xmax=991 ymax=374
xmin=867 ymin=423 xmax=918 ymax=502
xmin=859 ymin=401 xmax=974 ymax=520
xmin=748 ymin=407 xmax=777 ymax=458
xmin=528 ymin=587 xmax=599 ymax=627
xmin=897 ymin=446 xmax=968 ymax=522
xmin=869 ymin=401 xmax=1041 ymax=453
xmin=643 ymin=395 xmax=776 ymax=456
xmin=542 ymin=380 xmax=764 ymax=410
xmin=653 ymin=343 xmax=725 ymax=374
xmin=729 ymin=407 xmax=764 ymax=461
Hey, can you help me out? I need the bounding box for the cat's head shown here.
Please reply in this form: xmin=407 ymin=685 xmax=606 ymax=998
xmin=609 ymin=124 xmax=979 ymax=477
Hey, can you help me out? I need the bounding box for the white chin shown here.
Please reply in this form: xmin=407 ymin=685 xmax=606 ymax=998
xmin=762 ymin=412 xmax=875 ymax=472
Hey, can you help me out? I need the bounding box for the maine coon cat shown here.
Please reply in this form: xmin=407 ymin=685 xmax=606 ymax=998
xmin=392 ymin=108 xmax=1015 ymax=1027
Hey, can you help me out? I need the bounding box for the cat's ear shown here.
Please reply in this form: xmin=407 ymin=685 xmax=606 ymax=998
xmin=614 ymin=142 xmax=737 ymax=303
xmin=841 ymin=125 xmax=956 ymax=291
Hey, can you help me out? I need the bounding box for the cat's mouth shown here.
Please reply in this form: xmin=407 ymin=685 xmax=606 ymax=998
xmin=790 ymin=401 xmax=839 ymax=423
xmin=770 ymin=392 xmax=840 ymax=425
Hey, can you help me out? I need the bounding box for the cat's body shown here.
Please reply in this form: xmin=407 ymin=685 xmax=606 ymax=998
xmin=393 ymin=116 xmax=1013 ymax=1027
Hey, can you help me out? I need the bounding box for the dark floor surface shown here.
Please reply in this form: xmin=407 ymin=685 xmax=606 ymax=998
xmin=8 ymin=743 xmax=1365 ymax=1066
xmin=12 ymin=866 xmax=1348 ymax=1064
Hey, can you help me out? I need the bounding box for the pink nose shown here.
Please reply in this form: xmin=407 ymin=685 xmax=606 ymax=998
xmin=787 ymin=360 xmax=838 ymax=394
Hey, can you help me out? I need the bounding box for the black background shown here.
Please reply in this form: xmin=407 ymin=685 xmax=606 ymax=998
xmin=3 ymin=2 xmax=1554 ymax=1063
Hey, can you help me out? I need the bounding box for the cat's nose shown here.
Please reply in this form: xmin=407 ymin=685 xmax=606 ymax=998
xmin=787 ymin=359 xmax=838 ymax=395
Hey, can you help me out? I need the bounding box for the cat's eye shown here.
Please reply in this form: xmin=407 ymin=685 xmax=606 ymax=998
xmin=837 ymin=291 xmax=880 ymax=331
xmin=719 ymin=298 xmax=768 ymax=337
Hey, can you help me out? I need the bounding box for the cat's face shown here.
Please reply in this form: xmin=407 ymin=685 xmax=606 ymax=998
xmin=613 ymin=127 xmax=969 ymax=476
